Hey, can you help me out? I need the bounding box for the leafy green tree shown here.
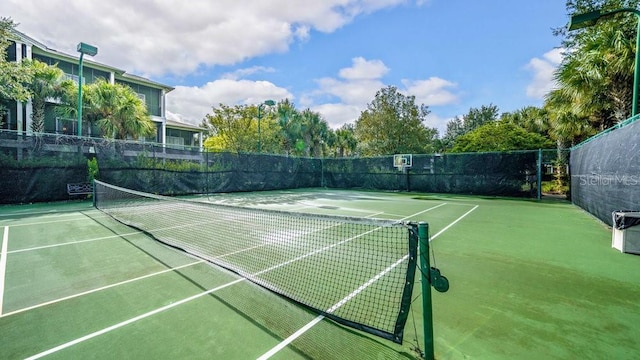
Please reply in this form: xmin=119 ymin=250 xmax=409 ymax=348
xmin=23 ymin=60 xmax=74 ymax=132
xmin=441 ymin=116 xmax=464 ymax=149
xmin=463 ymin=104 xmax=499 ymax=131
xmin=442 ymin=104 xmax=499 ymax=150
xmin=354 ymin=85 xmax=436 ymax=156
xmin=202 ymin=104 xmax=254 ymax=152
xmin=254 ymin=105 xmax=281 ymax=154
xmin=201 ymin=103 xmax=280 ymax=153
xmin=83 ymin=79 xmax=154 ymax=139
xmin=0 ymin=18 xmax=33 ymax=122
xmin=450 ymin=121 xmax=554 ymax=153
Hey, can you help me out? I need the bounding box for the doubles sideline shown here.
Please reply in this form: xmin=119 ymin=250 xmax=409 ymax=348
xmin=0 ymin=227 xmax=8 ymax=315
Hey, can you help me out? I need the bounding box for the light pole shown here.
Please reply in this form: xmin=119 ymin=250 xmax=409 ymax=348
xmin=76 ymin=42 xmax=98 ymax=137
xmin=257 ymin=99 xmax=276 ymax=153
xmin=569 ymin=8 xmax=640 ymax=116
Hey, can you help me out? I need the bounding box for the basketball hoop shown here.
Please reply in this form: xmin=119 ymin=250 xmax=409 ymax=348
xmin=393 ymin=154 xmax=412 ymax=171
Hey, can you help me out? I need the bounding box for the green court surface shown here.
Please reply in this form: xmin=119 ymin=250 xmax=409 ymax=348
xmin=0 ymin=189 xmax=639 ymax=359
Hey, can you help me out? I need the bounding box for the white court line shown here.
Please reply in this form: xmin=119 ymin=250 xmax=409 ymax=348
xmin=4 ymin=213 xmax=110 ymax=227
xmin=24 ymin=278 xmax=246 ymax=360
xmin=257 ymin=202 xmax=478 ymax=359
xmin=0 ymin=227 xmax=8 ymax=315
xmin=8 ymin=231 xmax=143 ymax=254
xmin=430 ymin=205 xmax=479 ymax=241
xmin=1 ymin=260 xmax=204 ymax=318
xmin=25 ymin=202 xmax=447 ymax=359
xmin=0 ymin=209 xmax=94 ymax=218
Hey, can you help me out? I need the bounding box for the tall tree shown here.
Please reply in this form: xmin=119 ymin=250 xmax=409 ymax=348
xmin=442 ymin=104 xmax=500 ymax=150
xmin=548 ymin=0 xmax=640 ymax=141
xmin=83 ymin=79 xmax=154 ymax=139
xmin=333 ymin=123 xmax=357 ymax=157
xmin=275 ymin=99 xmax=303 ymax=155
xmin=441 ymin=116 xmax=464 ymax=150
xmin=0 ymin=18 xmax=33 ymax=123
xmin=463 ymin=104 xmax=499 ymax=132
xmin=354 ymin=85 xmax=435 ymax=156
xmin=501 ymin=106 xmax=550 ymax=136
xmin=450 ymin=121 xmax=554 ymax=153
xmin=300 ymin=109 xmax=329 ymax=157
xmin=202 ymin=104 xmax=254 ymax=153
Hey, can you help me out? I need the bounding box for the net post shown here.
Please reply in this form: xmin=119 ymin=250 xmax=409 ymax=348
xmin=418 ymin=222 xmax=435 ymax=360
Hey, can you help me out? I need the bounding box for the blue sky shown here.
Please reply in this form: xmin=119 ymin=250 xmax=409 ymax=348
xmin=5 ymin=0 xmax=569 ymax=134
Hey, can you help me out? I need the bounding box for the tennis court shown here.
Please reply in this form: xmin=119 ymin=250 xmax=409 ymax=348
xmin=1 ymin=188 xmax=639 ymax=359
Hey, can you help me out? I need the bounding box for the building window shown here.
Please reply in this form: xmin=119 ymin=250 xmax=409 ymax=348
xmin=166 ymin=136 xmax=185 ymax=147
xmin=64 ymin=73 xmax=84 ymax=85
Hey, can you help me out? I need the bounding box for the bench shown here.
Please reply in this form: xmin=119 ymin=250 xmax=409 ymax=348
xmin=67 ymin=182 xmax=93 ymax=196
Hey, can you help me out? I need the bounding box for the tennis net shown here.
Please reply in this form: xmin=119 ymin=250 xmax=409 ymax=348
xmin=93 ymin=180 xmax=418 ymax=343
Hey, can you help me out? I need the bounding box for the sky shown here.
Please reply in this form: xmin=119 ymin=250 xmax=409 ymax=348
xmin=4 ymin=0 xmax=569 ymax=135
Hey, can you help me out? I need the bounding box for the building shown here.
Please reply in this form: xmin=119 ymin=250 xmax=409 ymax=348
xmin=2 ymin=30 xmax=202 ymax=150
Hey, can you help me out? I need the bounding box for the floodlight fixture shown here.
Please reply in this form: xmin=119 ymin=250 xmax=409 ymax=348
xmin=77 ymin=42 xmax=98 ymax=56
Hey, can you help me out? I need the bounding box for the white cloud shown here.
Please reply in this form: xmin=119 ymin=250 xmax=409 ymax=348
xmin=314 ymin=57 xmax=388 ymax=104
xmin=525 ymin=48 xmax=564 ymax=99
xmin=166 ymin=79 xmax=293 ymax=125
xmin=315 ymin=77 xmax=385 ymax=105
xmin=338 ymin=57 xmax=389 ymax=80
xmin=311 ymin=103 xmax=363 ymax=129
xmin=423 ymin=113 xmax=450 ymax=136
xmin=5 ymin=0 xmax=418 ymax=77
xmin=307 ymin=57 xmax=387 ymax=126
xmin=221 ymin=66 xmax=276 ymax=81
xmin=401 ymin=77 xmax=459 ymax=106
xmin=307 ymin=57 xmax=458 ymax=129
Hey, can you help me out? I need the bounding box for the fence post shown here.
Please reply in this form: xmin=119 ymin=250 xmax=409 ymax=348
xmin=537 ymin=149 xmax=542 ymax=200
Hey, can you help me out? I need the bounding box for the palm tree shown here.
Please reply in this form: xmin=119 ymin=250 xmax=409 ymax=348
xmin=300 ymin=109 xmax=329 ymax=157
xmin=84 ymin=79 xmax=155 ymax=140
xmin=554 ymin=19 xmax=635 ymax=130
xmin=333 ymin=123 xmax=357 ymax=157
xmin=275 ymin=99 xmax=302 ymax=155
xmin=23 ymin=60 xmax=74 ymax=133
